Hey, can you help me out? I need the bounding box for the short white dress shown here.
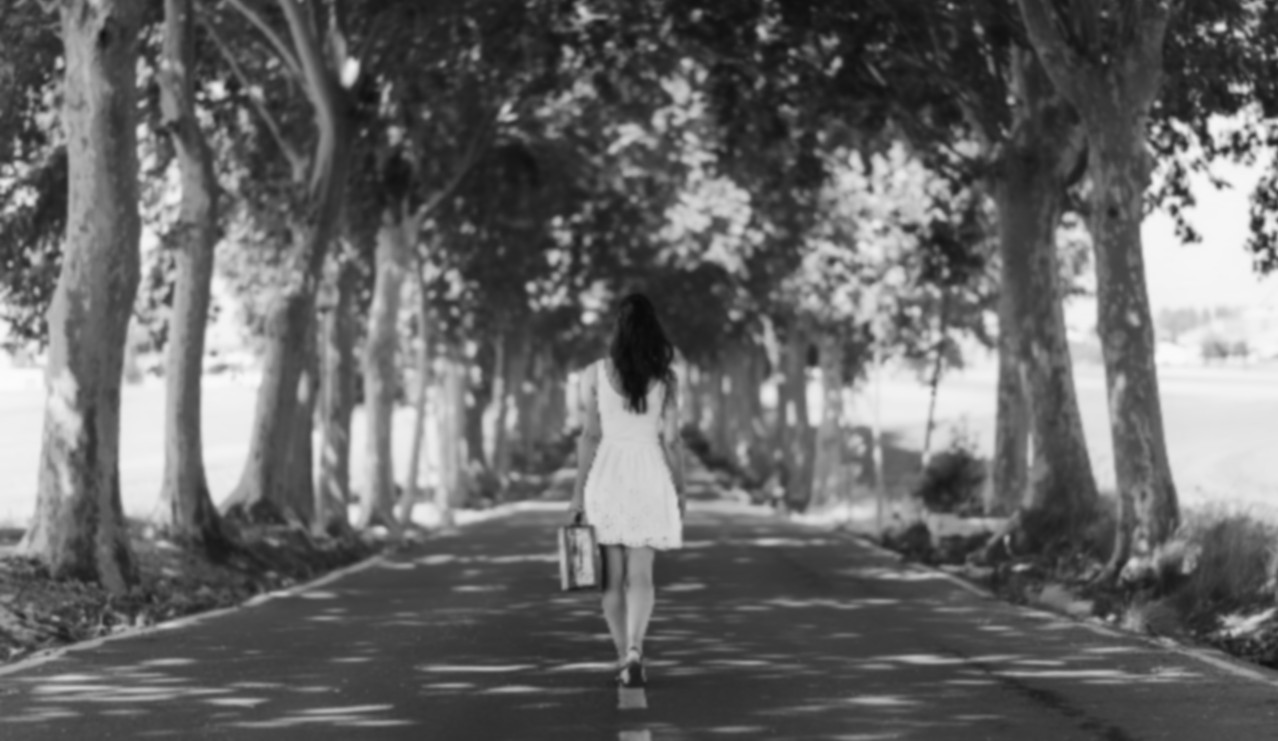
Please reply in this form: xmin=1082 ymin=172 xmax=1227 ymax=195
xmin=582 ymin=360 xmax=683 ymax=550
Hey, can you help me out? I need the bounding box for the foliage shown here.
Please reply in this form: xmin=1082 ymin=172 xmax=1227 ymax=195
xmin=911 ymin=433 xmax=987 ymax=516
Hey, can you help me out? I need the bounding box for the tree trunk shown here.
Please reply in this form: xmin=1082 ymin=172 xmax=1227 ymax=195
xmin=315 ymin=259 xmax=358 ymax=534
xmin=1018 ymin=1 xmax=1179 ymax=570
xmin=465 ymin=348 xmax=491 ymax=469
xmin=782 ymin=322 xmax=812 ymax=510
xmin=435 ymin=344 xmax=468 ymax=519
xmin=358 ymin=205 xmax=416 ymax=531
xmin=1088 ymin=118 xmax=1179 ymax=566
xmin=990 ymin=46 xmax=1100 ymax=551
xmin=154 ymin=0 xmax=224 ymax=555
xmin=809 ymin=332 xmax=846 ymax=512
xmin=989 ymin=306 xmax=1030 ymax=515
xmin=493 ymin=327 xmax=530 ymax=479
xmin=219 ymin=4 xmax=352 ymax=526
xmin=870 ymin=342 xmax=887 ymax=532
xmin=283 ymin=316 xmax=318 ymax=527
xmin=399 ymin=260 xmax=432 ymax=528
xmin=487 ymin=331 xmax=509 ymax=474
xmin=920 ymin=292 xmax=950 ymax=469
xmin=21 ymin=0 xmax=145 ymax=593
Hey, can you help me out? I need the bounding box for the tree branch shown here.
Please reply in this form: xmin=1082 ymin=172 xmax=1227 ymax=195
xmin=1016 ymin=0 xmax=1097 ymax=105
xmin=414 ymin=106 xmax=501 ymax=223
xmin=277 ymin=0 xmax=343 ymax=195
xmin=200 ymin=13 xmax=305 ymax=176
xmin=223 ymin=0 xmax=304 ymax=83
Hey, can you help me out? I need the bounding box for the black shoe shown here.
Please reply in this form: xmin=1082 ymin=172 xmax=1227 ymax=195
xmin=618 ymin=649 xmax=646 ymax=688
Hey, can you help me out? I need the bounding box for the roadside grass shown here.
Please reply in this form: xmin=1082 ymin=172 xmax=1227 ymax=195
xmin=0 ymin=518 xmax=378 ymax=667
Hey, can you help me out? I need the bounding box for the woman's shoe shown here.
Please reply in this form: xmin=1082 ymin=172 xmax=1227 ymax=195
xmin=618 ymin=648 xmax=646 ymax=688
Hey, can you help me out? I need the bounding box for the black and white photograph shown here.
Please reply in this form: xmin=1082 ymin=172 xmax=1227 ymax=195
xmin=3 ymin=0 xmax=1278 ymax=738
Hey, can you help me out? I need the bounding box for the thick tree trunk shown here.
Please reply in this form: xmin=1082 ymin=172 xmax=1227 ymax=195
xmin=315 ymin=260 xmax=358 ymax=534
xmin=996 ymin=161 xmax=1100 ymax=541
xmin=220 ymin=4 xmax=351 ymax=526
xmin=283 ymin=317 xmax=318 ymax=527
xmin=809 ymin=333 xmax=846 ymax=512
xmin=987 ymin=48 xmax=1099 ymax=552
xmin=154 ymin=0 xmax=224 ymax=555
xmin=436 ymin=344 xmax=468 ymax=519
xmin=358 ymin=206 xmax=415 ymax=531
xmin=989 ymin=304 xmax=1030 ymax=515
xmin=222 ymin=248 xmax=323 ymax=525
xmin=21 ymin=0 xmax=144 ymax=593
xmin=1017 ymin=0 xmax=1179 ymax=577
xmin=399 ymin=264 xmax=432 ymax=528
xmin=1088 ymin=118 xmax=1179 ymax=567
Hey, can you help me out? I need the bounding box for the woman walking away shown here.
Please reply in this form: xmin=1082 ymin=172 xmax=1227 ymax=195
xmin=569 ymin=292 xmax=686 ymax=688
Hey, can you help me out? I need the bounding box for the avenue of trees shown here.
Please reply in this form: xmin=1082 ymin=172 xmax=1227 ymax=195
xmin=2 ymin=0 xmax=1277 ymax=593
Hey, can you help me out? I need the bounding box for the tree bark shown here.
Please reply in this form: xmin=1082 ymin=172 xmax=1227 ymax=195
xmin=358 ymin=204 xmax=417 ymax=531
xmin=781 ymin=322 xmax=812 ymax=510
xmin=220 ymin=0 xmax=353 ymax=526
xmin=1018 ymin=0 xmax=1179 ymax=569
xmin=492 ymin=327 xmax=530 ymax=479
xmin=21 ymin=0 xmax=144 ymax=594
xmin=154 ymin=0 xmax=225 ymax=556
xmin=988 ymin=45 xmax=1100 ymax=551
xmin=435 ymin=343 xmax=468 ymax=519
xmin=981 ymin=44 xmax=1104 ymax=557
xmin=920 ymin=292 xmax=950 ymax=468
xmin=399 ymin=258 xmax=432 ymax=527
xmin=315 ymin=258 xmax=358 ymax=534
xmin=283 ymin=313 xmax=319 ymax=527
xmin=809 ymin=332 xmax=846 ymax=512
xmin=989 ymin=300 xmax=1030 ymax=515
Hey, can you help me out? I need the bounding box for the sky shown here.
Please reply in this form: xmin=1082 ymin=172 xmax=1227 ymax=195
xmin=1139 ymin=157 xmax=1278 ymax=311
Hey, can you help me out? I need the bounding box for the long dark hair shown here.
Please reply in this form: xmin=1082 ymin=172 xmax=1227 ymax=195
xmin=609 ymin=293 xmax=675 ymax=414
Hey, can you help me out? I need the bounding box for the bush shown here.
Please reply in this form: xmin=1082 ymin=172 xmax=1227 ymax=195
xmin=912 ymin=437 xmax=986 ymax=516
xmin=1172 ymin=511 xmax=1278 ymax=612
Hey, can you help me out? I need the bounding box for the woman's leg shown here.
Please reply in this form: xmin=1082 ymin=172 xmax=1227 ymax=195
xmin=601 ymin=545 xmax=628 ymax=662
xmin=624 ymin=547 xmax=656 ymax=656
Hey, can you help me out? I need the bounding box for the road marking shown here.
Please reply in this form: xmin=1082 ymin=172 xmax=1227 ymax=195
xmin=618 ymin=687 xmax=648 ymax=710
xmin=618 ymin=731 xmax=651 ymax=740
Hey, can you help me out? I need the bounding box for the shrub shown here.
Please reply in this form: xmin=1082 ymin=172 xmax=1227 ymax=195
xmin=912 ymin=436 xmax=986 ymax=516
xmin=1172 ymin=511 xmax=1278 ymax=612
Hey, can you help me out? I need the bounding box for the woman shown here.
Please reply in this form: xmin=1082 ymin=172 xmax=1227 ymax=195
xmin=569 ymin=292 xmax=686 ymax=688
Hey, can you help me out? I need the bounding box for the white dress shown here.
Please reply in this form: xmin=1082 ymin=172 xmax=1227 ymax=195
xmin=583 ymin=360 xmax=683 ymax=550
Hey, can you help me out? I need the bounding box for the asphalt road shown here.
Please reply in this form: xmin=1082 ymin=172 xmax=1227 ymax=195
xmin=1 ymin=504 xmax=1277 ymax=740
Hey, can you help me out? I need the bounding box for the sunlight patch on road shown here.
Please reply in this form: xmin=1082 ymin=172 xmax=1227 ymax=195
xmin=481 ymin=685 xmax=540 ymax=694
xmin=844 ymin=694 xmax=920 ymax=708
xmin=417 ymin=663 xmax=535 ymax=673
xmin=618 ymin=730 xmax=651 ymax=740
xmin=205 ymin=697 xmax=269 ymax=708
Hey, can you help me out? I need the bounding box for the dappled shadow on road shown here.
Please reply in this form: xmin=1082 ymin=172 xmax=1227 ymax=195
xmin=0 ymin=509 xmax=1273 ymax=740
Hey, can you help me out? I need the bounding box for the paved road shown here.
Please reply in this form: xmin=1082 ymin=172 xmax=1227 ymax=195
xmin=2 ymin=504 xmax=1276 ymax=740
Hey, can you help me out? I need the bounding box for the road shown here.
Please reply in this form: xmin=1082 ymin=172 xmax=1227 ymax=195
xmin=1 ymin=504 xmax=1275 ymax=740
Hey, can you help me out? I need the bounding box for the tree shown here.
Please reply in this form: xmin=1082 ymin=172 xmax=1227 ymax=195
xmin=153 ymin=0 xmax=226 ymax=555
xmin=209 ymin=0 xmax=356 ymax=526
xmin=1017 ymin=0 xmax=1180 ymax=574
xmin=20 ymin=0 xmax=146 ymax=594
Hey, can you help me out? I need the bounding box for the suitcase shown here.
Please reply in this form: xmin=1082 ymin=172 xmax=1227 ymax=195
xmin=558 ymin=516 xmax=603 ymax=592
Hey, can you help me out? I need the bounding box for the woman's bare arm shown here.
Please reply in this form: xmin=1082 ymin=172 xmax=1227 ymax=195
xmin=571 ymin=364 xmax=603 ymax=517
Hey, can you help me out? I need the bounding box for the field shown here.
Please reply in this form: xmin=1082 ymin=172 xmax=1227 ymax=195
xmin=1 ymin=360 xmax=1276 ymax=526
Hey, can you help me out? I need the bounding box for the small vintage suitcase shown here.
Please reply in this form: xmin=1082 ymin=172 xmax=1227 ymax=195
xmin=558 ymin=516 xmax=603 ymax=592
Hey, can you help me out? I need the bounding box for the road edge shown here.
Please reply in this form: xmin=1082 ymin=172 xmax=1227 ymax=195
xmin=0 ymin=500 xmax=546 ymax=679
xmin=803 ymin=520 xmax=1278 ymax=690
